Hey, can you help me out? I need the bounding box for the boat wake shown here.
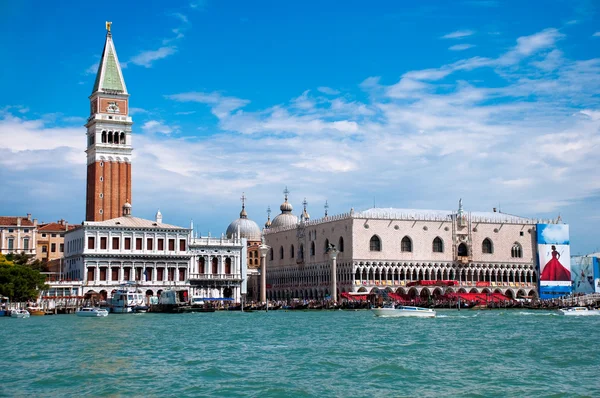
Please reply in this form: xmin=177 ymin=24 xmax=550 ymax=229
xmin=517 ymin=311 xmax=558 ymax=316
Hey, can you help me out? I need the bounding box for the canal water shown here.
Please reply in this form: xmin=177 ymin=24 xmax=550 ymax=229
xmin=1 ymin=310 xmax=599 ymax=397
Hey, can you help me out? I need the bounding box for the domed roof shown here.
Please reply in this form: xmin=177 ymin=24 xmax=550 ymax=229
xmin=271 ymin=213 xmax=298 ymax=229
xmin=271 ymin=188 xmax=298 ymax=229
xmin=226 ymin=217 xmax=261 ymax=241
xmin=226 ymin=197 xmax=261 ymax=241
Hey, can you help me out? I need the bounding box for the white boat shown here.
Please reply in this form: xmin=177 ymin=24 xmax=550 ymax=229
xmin=558 ymin=307 xmax=600 ymax=316
xmin=10 ymin=309 xmax=30 ymax=318
xmin=76 ymin=307 xmax=109 ymax=317
xmin=372 ymin=305 xmax=436 ymax=318
xmin=109 ymin=284 xmax=146 ymax=313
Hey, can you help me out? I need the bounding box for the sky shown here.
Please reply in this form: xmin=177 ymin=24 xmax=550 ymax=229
xmin=0 ymin=0 xmax=599 ymax=254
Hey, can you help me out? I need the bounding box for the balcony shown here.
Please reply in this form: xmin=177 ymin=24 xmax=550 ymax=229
xmin=188 ymin=273 xmax=243 ymax=283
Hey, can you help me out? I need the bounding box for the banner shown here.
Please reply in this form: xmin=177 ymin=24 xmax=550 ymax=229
xmin=571 ymin=256 xmax=595 ymax=294
xmin=537 ymin=224 xmax=571 ymax=299
xmin=595 ymin=257 xmax=600 ymax=294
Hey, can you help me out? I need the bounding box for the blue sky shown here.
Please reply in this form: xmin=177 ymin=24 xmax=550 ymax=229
xmin=1 ymin=0 xmax=599 ymax=253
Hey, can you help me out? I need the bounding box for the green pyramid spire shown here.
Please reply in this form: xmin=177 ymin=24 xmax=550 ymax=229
xmin=92 ymin=32 xmax=127 ymax=95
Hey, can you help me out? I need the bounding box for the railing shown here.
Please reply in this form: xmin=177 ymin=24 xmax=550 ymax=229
xmin=188 ymin=273 xmax=242 ymax=281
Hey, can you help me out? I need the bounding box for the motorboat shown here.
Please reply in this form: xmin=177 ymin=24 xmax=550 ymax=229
xmin=76 ymin=307 xmax=109 ymax=317
xmin=109 ymin=284 xmax=147 ymax=313
xmin=26 ymin=306 xmax=45 ymax=316
xmin=372 ymin=305 xmax=436 ymax=318
xmin=558 ymin=307 xmax=600 ymax=316
xmin=10 ymin=309 xmax=30 ymax=318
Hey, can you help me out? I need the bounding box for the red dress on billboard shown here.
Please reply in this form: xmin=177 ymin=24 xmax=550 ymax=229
xmin=540 ymin=248 xmax=570 ymax=281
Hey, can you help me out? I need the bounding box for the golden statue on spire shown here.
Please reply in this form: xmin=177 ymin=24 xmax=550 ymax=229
xmin=106 ymin=21 xmax=112 ymax=32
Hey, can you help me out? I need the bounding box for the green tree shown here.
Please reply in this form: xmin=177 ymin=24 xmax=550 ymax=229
xmin=0 ymin=255 xmax=49 ymax=301
xmin=5 ymin=251 xmax=48 ymax=272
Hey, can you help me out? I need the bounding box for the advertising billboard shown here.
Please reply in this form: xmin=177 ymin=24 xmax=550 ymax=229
xmin=595 ymin=257 xmax=600 ymax=294
xmin=537 ymin=224 xmax=571 ymax=299
xmin=571 ymin=256 xmax=595 ymax=294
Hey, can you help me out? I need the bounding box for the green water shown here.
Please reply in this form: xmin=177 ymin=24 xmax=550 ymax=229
xmin=1 ymin=310 xmax=599 ymax=397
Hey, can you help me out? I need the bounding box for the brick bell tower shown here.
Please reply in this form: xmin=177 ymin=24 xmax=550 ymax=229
xmin=85 ymin=22 xmax=133 ymax=221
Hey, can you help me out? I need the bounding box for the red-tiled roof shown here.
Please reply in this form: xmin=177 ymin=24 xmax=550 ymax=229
xmin=38 ymin=222 xmax=77 ymax=232
xmin=0 ymin=216 xmax=35 ymax=227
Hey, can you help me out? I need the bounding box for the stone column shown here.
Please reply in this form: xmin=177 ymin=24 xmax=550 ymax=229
xmin=258 ymin=243 xmax=270 ymax=304
xmin=329 ymin=247 xmax=339 ymax=303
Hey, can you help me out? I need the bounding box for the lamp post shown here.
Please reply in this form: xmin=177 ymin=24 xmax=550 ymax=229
xmin=258 ymin=242 xmax=270 ymax=308
xmin=328 ymin=245 xmax=339 ymax=304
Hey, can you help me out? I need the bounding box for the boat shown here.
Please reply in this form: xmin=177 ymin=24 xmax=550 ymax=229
xmin=109 ymin=284 xmax=147 ymax=313
xmin=10 ymin=309 xmax=30 ymax=318
xmin=372 ymin=305 xmax=436 ymax=318
xmin=26 ymin=306 xmax=45 ymax=316
xmin=76 ymin=307 xmax=109 ymax=317
xmin=558 ymin=307 xmax=600 ymax=316
xmin=151 ymin=289 xmax=191 ymax=313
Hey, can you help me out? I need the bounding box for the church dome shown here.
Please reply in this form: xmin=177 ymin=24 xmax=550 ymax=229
xmin=226 ymin=198 xmax=261 ymax=241
xmin=271 ymin=188 xmax=298 ymax=229
xmin=271 ymin=213 xmax=298 ymax=229
xmin=226 ymin=218 xmax=261 ymax=241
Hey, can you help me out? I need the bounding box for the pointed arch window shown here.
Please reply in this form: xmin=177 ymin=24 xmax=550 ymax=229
xmin=120 ymin=132 xmax=125 ymax=144
xmin=299 ymin=244 xmax=304 ymax=260
xmin=280 ymin=246 xmax=284 ymax=260
xmin=458 ymin=243 xmax=468 ymax=257
xmin=432 ymin=237 xmax=443 ymax=253
xmin=369 ymin=235 xmax=381 ymax=252
xmin=101 ymin=131 xmax=107 ymax=143
xmin=401 ymin=236 xmax=412 ymax=252
xmin=338 ymin=237 xmax=344 ymax=252
xmin=108 ymin=131 xmax=114 ymax=144
xmin=290 ymin=244 xmax=295 ymax=259
xmin=482 ymin=238 xmax=493 ymax=254
xmin=324 ymin=239 xmax=329 ymax=253
xmin=211 ymin=257 xmax=218 ymax=274
xmin=310 ymin=241 xmax=315 ymax=256
xmin=269 ymin=248 xmax=274 ymax=261
xmin=511 ymin=243 xmax=523 ymax=258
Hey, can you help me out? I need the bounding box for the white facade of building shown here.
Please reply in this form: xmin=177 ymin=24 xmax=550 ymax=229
xmin=188 ymin=234 xmax=247 ymax=303
xmin=63 ymin=210 xmax=246 ymax=302
xmin=264 ymin=200 xmax=561 ymax=301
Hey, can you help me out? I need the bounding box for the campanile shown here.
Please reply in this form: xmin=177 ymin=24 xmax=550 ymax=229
xmin=85 ymin=22 xmax=133 ymax=221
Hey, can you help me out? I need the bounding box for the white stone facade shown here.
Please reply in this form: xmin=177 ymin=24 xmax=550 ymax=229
xmin=264 ymin=204 xmax=560 ymax=300
xmin=188 ymin=235 xmax=247 ymax=303
xmin=62 ymin=215 xmax=247 ymax=302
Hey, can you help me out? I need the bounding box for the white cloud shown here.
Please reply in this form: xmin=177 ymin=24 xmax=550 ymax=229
xmin=317 ymin=87 xmax=340 ymax=95
xmin=129 ymin=46 xmax=177 ymax=68
xmin=498 ymin=28 xmax=564 ymax=65
xmin=129 ymin=107 xmax=148 ymax=115
xmin=166 ymin=92 xmax=250 ymax=119
xmin=541 ymin=224 xmax=570 ymax=244
xmin=85 ymin=62 xmax=99 ymax=75
xmin=141 ymin=120 xmax=176 ymax=135
xmin=442 ymin=30 xmax=474 ymax=39
xmin=449 ymin=44 xmax=475 ymax=51
xmin=172 ymin=13 xmax=188 ymax=23
xmin=593 ymin=32 xmax=600 ymax=37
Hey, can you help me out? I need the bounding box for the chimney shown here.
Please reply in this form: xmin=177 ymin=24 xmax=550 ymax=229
xmin=33 ymin=219 xmax=38 ymax=226
xmin=65 ymin=222 xmax=69 ymax=231
xmin=16 ymin=217 xmax=21 ymax=226
xmin=27 ymin=213 xmax=32 ymax=221
xmin=493 ymin=208 xmax=497 ymax=213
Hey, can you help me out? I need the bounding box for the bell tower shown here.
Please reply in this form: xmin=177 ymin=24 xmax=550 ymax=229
xmin=85 ymin=22 xmax=133 ymax=221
